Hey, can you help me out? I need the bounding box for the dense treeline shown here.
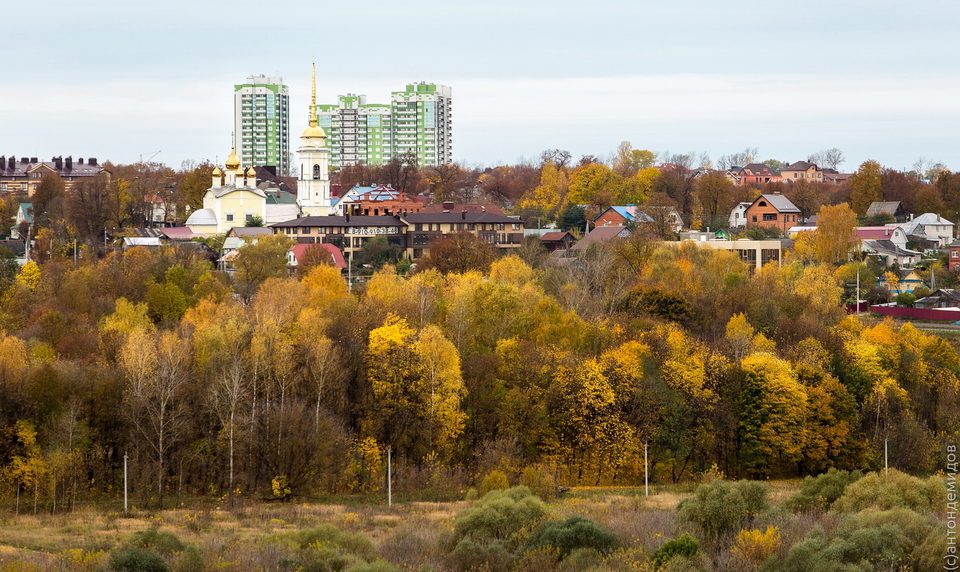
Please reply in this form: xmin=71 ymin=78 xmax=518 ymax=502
xmin=0 ymin=233 xmax=957 ymax=511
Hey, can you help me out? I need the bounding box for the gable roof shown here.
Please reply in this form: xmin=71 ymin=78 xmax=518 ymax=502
xmin=593 ymin=205 xmax=654 ymax=224
xmin=782 ymin=161 xmax=820 ymax=172
xmin=289 ymin=243 xmax=346 ymax=269
xmin=865 ymin=201 xmax=903 ymax=217
xmin=540 ymin=231 xmax=574 ymax=242
xmin=855 ymin=226 xmax=903 ymax=240
xmin=752 ymin=194 xmax=800 ymax=213
xmin=571 ymin=226 xmax=630 ymax=250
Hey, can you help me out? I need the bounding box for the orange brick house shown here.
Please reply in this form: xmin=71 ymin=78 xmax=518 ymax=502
xmin=780 ymin=161 xmax=824 ymax=183
xmin=744 ymin=193 xmax=801 ymax=233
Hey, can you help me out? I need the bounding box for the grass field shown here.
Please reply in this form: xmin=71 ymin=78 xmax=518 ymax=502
xmin=0 ymin=482 xmax=810 ymax=571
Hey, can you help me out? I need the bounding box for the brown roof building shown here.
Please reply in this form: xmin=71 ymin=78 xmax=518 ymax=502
xmin=0 ymin=155 xmax=108 ymax=196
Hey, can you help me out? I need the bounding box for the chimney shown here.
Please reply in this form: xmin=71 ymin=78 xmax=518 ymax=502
xmin=54 ymin=157 xmax=62 ymax=170
xmin=20 ymin=157 xmax=28 ymax=163
xmin=30 ymin=157 xmax=37 ymax=163
xmin=78 ymin=158 xmax=84 ymax=165
xmin=461 ymin=210 xmax=466 ymax=220
xmin=65 ymin=156 xmax=73 ymax=170
xmin=8 ymin=157 xmax=14 ymax=169
xmin=88 ymin=158 xmax=97 ymax=165
xmin=442 ymin=201 xmax=454 ymax=212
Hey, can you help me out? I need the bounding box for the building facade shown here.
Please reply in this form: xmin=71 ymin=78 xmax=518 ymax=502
xmin=234 ymin=75 xmax=290 ymax=175
xmin=316 ymin=82 xmax=452 ymax=169
xmin=743 ymin=193 xmax=801 ymax=232
xmin=0 ymin=156 xmax=106 ymax=195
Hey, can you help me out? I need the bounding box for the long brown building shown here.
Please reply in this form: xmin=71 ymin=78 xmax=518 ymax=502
xmin=271 ymin=211 xmax=524 ymax=259
xmin=0 ymin=155 xmax=108 ymax=195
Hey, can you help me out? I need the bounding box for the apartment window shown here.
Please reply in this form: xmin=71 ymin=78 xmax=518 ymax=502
xmin=0 ymin=183 xmax=6 ymax=192
xmin=953 ymin=251 xmax=958 ymax=259
xmin=245 ymin=213 xmax=254 ymax=223
xmin=496 ymin=223 xmax=505 ymax=231
xmin=752 ymin=215 xmax=757 ymax=223
xmin=512 ymin=223 xmax=520 ymax=230
xmin=762 ymin=213 xmax=777 ymax=221
xmin=467 ymin=223 xmax=476 ymax=230
xmin=226 ymin=213 xmax=234 ymax=222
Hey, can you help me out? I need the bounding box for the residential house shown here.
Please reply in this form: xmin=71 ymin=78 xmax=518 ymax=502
xmin=729 ymin=202 xmax=753 ymax=229
xmin=0 ymin=240 xmax=27 ymax=264
xmin=539 ymin=231 xmax=576 ymax=252
xmin=896 ymin=213 xmax=955 ymax=247
xmin=733 ymin=163 xmax=782 ymax=186
xmin=894 ymin=270 xmax=926 ymax=294
xmin=860 ymin=239 xmax=921 ymax=267
xmin=287 ymin=243 xmax=347 ymax=270
xmin=865 ymin=201 xmax=908 ymax=222
xmin=10 ymin=203 xmax=32 ymax=239
xmin=780 ymin=161 xmax=824 ymax=183
xmin=743 ymin=193 xmax=801 ymax=233
xmin=914 ymin=289 xmax=960 ymax=309
xmin=570 ymin=225 xmax=631 ymax=251
xmin=856 ymin=226 xmax=910 ymax=250
xmin=593 ymin=205 xmax=683 ymax=234
xmin=949 ymin=240 xmax=960 ymax=272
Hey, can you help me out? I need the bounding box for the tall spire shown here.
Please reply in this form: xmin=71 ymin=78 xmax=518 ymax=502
xmin=309 ymin=62 xmax=318 ymax=128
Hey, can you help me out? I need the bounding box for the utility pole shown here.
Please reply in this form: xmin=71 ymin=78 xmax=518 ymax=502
xmin=123 ymin=451 xmax=129 ymax=515
xmin=884 ymin=437 xmax=889 ymax=475
xmin=348 ymin=248 xmax=354 ymax=293
xmin=644 ymin=442 xmax=649 ymax=497
xmin=387 ymin=446 xmax=392 ymax=507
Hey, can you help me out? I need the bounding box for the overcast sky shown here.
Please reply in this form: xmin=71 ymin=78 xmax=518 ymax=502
xmin=3 ymin=0 xmax=959 ymax=172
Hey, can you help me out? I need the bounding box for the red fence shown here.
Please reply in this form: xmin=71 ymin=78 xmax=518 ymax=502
xmin=869 ymin=305 xmax=960 ymax=322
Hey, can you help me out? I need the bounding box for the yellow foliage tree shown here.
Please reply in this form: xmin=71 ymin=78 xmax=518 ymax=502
xmin=15 ymin=260 xmax=40 ymax=292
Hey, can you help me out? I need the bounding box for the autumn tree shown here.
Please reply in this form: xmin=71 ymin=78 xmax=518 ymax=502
xmin=613 ymin=141 xmax=656 ymax=176
xmin=416 ymin=232 xmax=496 ymax=274
xmin=694 ymin=171 xmax=737 ymax=229
xmin=120 ymin=329 xmax=191 ymax=507
xmin=812 ymin=203 xmax=859 ymax=263
xmin=849 ymin=160 xmax=883 ymax=216
xmin=234 ymin=234 xmax=294 ymax=301
xmin=738 ymin=353 xmax=808 ymax=476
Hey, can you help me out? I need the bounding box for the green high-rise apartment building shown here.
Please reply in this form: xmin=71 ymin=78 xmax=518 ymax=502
xmin=315 ymin=82 xmax=451 ymax=169
xmin=234 ymin=75 xmax=290 ymax=175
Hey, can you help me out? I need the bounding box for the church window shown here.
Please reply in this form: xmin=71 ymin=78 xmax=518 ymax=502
xmin=313 ymin=164 xmax=321 ymax=180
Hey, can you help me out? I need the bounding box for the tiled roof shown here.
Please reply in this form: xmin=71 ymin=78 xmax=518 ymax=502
xmin=420 ymin=203 xmax=505 ymax=214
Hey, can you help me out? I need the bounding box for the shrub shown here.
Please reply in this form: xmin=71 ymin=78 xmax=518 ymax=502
xmin=677 ymin=480 xmax=769 ymax=543
xmin=128 ymin=527 xmax=185 ymax=555
xmin=519 ymin=465 xmax=557 ymax=500
xmin=109 ymin=546 xmax=169 ymax=572
xmin=523 ymin=516 xmax=619 ymax=560
xmin=786 ymin=468 xmax=863 ymax=512
xmin=777 ymin=508 xmax=938 ymax=571
xmin=172 ymin=545 xmax=204 ymax=572
xmin=278 ymin=524 xmax=380 ymax=570
xmin=730 ymin=526 xmax=780 ymax=563
xmin=832 ymin=469 xmax=944 ymax=513
xmin=453 ymin=486 xmax=546 ymax=548
xmin=344 ymin=560 xmax=402 ymax=572
xmin=895 ymin=291 xmax=917 ymax=307
xmin=650 ymin=533 xmax=699 ymax=570
xmin=447 ymin=538 xmax=513 ymax=572
xmin=479 ymin=470 xmax=509 ymax=495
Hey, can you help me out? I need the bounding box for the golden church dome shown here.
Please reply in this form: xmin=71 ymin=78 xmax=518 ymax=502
xmin=225 ymin=148 xmax=241 ymax=170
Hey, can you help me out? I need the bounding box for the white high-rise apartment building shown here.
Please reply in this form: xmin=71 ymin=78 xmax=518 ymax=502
xmin=233 ymin=75 xmax=290 ymax=175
